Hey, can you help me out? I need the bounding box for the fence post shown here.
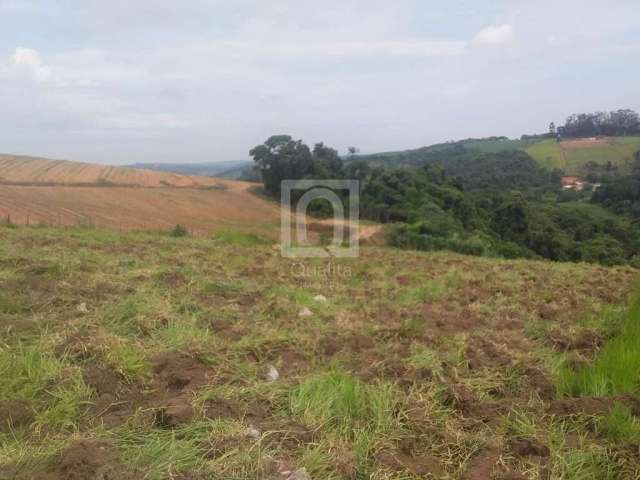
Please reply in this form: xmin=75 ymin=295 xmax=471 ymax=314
xmin=26 ymin=214 xmax=30 ymax=226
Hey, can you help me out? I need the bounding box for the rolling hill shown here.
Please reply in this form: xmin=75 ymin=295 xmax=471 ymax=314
xmin=0 ymin=154 xmax=226 ymax=188
xmin=126 ymin=160 xmax=253 ymax=179
xmin=355 ymin=136 xmax=640 ymax=177
xmin=0 ymin=154 xmax=280 ymax=237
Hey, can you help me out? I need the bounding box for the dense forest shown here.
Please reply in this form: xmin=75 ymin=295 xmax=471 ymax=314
xmin=557 ymin=109 xmax=640 ymax=138
xmin=250 ymin=133 xmax=640 ymax=267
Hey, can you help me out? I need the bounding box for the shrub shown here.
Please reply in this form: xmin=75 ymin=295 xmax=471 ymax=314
xmin=170 ymin=224 xmax=189 ymax=237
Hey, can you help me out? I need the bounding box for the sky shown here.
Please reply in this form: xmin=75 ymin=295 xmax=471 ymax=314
xmin=0 ymin=0 xmax=639 ymax=165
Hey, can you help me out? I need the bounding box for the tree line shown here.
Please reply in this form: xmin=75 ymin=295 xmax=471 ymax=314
xmin=557 ymin=109 xmax=640 ymax=138
xmin=250 ymin=135 xmax=640 ymax=266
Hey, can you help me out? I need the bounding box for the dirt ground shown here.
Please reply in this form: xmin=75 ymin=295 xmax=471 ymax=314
xmin=0 ymin=225 xmax=638 ymax=479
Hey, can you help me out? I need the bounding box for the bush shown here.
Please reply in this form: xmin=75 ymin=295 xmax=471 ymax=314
xmin=170 ymin=224 xmax=188 ymax=238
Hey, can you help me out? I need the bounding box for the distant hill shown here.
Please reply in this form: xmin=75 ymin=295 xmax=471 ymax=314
xmin=127 ymin=160 xmax=252 ymax=178
xmin=355 ymin=136 xmax=640 ymax=177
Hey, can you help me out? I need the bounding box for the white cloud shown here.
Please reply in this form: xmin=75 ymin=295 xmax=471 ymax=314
xmin=7 ymin=47 xmax=51 ymax=81
xmin=472 ymin=24 xmax=514 ymax=46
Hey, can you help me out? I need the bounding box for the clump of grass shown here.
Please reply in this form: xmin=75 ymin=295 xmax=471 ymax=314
xmin=396 ymin=269 xmax=462 ymax=305
xmin=557 ymin=289 xmax=640 ymax=396
xmin=113 ymin=420 xmax=256 ymax=479
xmin=595 ymin=404 xmax=640 ymax=443
xmin=290 ymin=369 xmax=398 ymax=436
xmin=103 ymin=341 xmax=150 ymax=380
xmin=0 ymin=343 xmax=62 ymax=399
xmin=505 ymin=411 xmax=622 ymax=480
xmin=170 ymin=224 xmax=189 ymax=237
xmin=0 ymin=342 xmax=90 ymax=431
xmin=35 ymin=375 xmax=92 ymax=430
xmin=302 ymin=444 xmax=337 ymax=479
xmin=407 ymin=343 xmax=443 ymax=376
xmin=400 ymin=317 xmax=426 ymax=337
xmin=0 ymin=291 xmax=26 ymax=315
xmin=105 ymin=291 xmax=170 ymax=335
xmin=202 ymin=279 xmax=243 ymax=298
xmin=0 ymin=435 xmax=68 ymax=475
xmin=152 ymin=319 xmax=213 ymax=350
xmin=553 ymin=448 xmax=620 ymax=480
xmin=213 ymin=229 xmax=269 ymax=246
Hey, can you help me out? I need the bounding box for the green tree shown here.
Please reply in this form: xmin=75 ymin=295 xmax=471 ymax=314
xmin=249 ymin=135 xmax=313 ymax=196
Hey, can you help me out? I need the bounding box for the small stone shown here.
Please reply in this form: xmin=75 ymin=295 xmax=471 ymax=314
xmin=76 ymin=302 xmax=89 ymax=313
xmin=283 ymin=468 xmax=311 ymax=480
xmin=299 ymin=307 xmax=313 ymax=318
xmin=266 ymin=365 xmax=280 ymax=382
xmin=247 ymin=425 xmax=261 ymax=440
xmin=314 ymin=294 xmax=327 ymax=303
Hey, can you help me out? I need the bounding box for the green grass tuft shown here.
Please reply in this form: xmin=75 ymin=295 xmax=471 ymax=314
xmin=290 ymin=369 xmax=398 ymax=436
xmin=595 ymin=404 xmax=640 ymax=443
xmin=557 ymin=289 xmax=640 ymax=396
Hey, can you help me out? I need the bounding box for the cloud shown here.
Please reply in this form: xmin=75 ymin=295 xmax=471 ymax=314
xmin=1 ymin=1 xmax=639 ymax=164
xmin=472 ymin=24 xmax=514 ymax=46
xmin=6 ymin=47 xmax=52 ymax=82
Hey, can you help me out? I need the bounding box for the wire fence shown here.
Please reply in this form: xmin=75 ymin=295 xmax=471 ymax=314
xmin=0 ymin=211 xmax=210 ymax=236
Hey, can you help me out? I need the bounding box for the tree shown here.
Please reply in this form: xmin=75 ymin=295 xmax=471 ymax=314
xmin=549 ymin=122 xmax=556 ymax=135
xmin=312 ymin=142 xmax=343 ymax=178
xmin=249 ymin=135 xmax=313 ymax=196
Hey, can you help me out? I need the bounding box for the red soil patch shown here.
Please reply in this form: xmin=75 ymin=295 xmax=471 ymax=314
xmin=149 ymin=352 xmax=214 ymax=427
xmin=509 ymin=437 xmax=550 ymax=458
xmin=376 ymin=449 xmax=443 ymax=477
xmin=40 ymin=440 xmax=139 ymax=480
xmin=422 ymin=304 xmax=484 ymax=333
xmin=0 ymin=184 xmax=279 ymax=237
xmin=546 ymin=330 xmax=603 ymax=357
xmin=82 ymin=352 xmax=216 ymax=428
xmin=82 ymin=365 xmax=143 ymax=428
xmin=0 ymin=154 xmax=226 ymax=188
xmin=441 ymin=384 xmax=505 ymax=426
xmin=465 ymin=337 xmax=513 ymax=371
xmin=462 ymin=440 xmax=501 ymax=480
xmin=0 ymin=399 xmax=34 ymax=432
xmin=549 ymin=395 xmax=640 ymax=417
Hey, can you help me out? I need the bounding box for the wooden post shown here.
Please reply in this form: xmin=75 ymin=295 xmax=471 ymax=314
xmin=26 ymin=214 xmax=30 ymax=226
xmin=6 ymin=213 xmax=10 ymax=225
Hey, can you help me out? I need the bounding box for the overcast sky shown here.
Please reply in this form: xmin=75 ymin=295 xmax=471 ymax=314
xmin=1 ymin=0 xmax=639 ymax=165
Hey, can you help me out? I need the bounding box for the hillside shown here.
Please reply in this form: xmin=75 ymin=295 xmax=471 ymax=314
xmin=0 ymin=154 xmax=225 ymax=188
xmin=126 ymin=160 xmax=253 ymax=179
xmin=354 ymin=136 xmax=640 ymax=177
xmin=525 ymin=137 xmax=640 ymax=175
xmin=1 ymin=225 xmax=638 ymax=479
xmin=0 ymin=155 xmax=280 ymax=237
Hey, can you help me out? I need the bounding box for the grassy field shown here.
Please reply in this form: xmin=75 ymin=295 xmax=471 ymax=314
xmin=525 ymin=137 xmax=640 ymax=175
xmin=0 ymin=225 xmax=639 ymax=479
xmin=460 ymin=139 xmax=527 ymax=153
